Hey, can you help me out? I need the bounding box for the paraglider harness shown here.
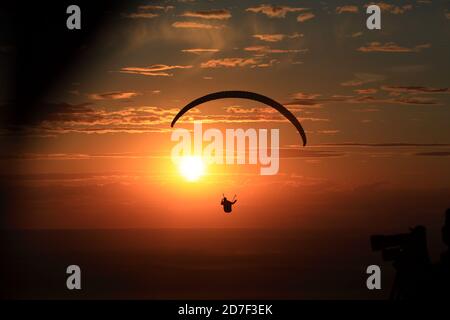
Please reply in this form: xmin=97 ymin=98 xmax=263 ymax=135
xmin=221 ymin=194 xmax=236 ymax=213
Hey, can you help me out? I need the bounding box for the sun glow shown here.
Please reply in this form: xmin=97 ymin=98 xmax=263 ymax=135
xmin=178 ymin=155 xmax=206 ymax=182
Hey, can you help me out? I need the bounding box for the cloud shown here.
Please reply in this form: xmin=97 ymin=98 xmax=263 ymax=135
xmin=244 ymin=46 xmax=306 ymax=54
xmin=181 ymin=48 xmax=220 ymax=54
xmin=252 ymin=33 xmax=303 ymax=42
xmin=180 ymin=9 xmax=231 ymax=20
xmin=225 ymin=106 xmax=276 ymax=114
xmin=336 ymin=5 xmax=359 ymax=14
xmin=341 ymin=73 xmax=385 ymax=87
xmin=354 ymin=95 xmax=439 ymax=105
xmin=124 ymin=5 xmax=174 ymax=19
xmin=253 ymin=34 xmax=283 ymax=42
xmin=351 ymin=32 xmax=363 ymax=38
xmin=355 ymin=88 xmax=378 ymax=94
xmin=10 ymin=105 xmax=193 ymax=136
xmin=414 ymin=151 xmax=450 ymax=157
xmin=292 ymin=92 xmax=321 ymax=100
xmin=200 ymin=58 xmax=259 ymax=68
xmin=256 ymin=59 xmax=280 ymax=68
xmin=119 ymin=64 xmax=193 ymax=76
xmin=286 ymin=92 xmax=440 ymax=107
xmin=280 ymin=149 xmax=345 ymax=159
xmin=88 ymin=91 xmax=139 ymax=100
xmin=316 ymin=130 xmax=340 ymax=135
xmin=391 ymin=97 xmax=439 ymax=105
xmin=381 ymin=86 xmax=449 ymax=94
xmin=365 ymin=3 xmax=413 ymax=14
xmin=172 ymin=21 xmax=224 ymax=29
xmin=320 ymin=143 xmax=450 ymax=147
xmin=358 ymin=42 xmax=431 ymax=53
xmin=297 ymin=12 xmax=315 ymax=22
xmin=246 ymin=5 xmax=308 ymax=18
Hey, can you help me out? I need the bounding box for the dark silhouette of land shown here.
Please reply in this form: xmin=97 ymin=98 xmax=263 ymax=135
xmin=1 ymin=209 xmax=448 ymax=299
xmin=371 ymin=208 xmax=450 ymax=300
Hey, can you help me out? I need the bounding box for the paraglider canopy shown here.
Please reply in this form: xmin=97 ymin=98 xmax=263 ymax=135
xmin=171 ymin=90 xmax=307 ymax=147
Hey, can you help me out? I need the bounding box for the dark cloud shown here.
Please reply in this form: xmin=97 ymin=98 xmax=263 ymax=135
xmin=286 ymin=92 xmax=440 ymax=106
xmin=381 ymin=86 xmax=449 ymax=94
xmin=88 ymin=91 xmax=140 ymax=100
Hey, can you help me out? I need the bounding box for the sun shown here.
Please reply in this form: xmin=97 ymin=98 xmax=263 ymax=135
xmin=178 ymin=155 xmax=205 ymax=182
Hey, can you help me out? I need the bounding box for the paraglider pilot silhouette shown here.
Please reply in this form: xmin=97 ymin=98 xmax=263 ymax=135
xmin=221 ymin=194 xmax=237 ymax=213
xmin=171 ymin=91 xmax=307 ymax=213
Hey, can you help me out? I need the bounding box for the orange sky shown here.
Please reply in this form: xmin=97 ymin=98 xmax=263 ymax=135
xmin=1 ymin=0 xmax=449 ymax=229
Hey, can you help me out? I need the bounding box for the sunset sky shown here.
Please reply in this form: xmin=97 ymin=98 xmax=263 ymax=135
xmin=1 ymin=0 xmax=449 ymax=230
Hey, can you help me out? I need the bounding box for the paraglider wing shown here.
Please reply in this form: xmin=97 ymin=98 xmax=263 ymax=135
xmin=170 ymin=91 xmax=307 ymax=146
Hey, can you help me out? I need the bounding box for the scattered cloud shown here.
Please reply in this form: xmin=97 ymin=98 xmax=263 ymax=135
xmin=181 ymin=48 xmax=220 ymax=54
xmin=180 ymin=9 xmax=231 ymax=20
xmin=391 ymin=97 xmax=438 ymax=105
xmin=381 ymin=86 xmax=449 ymax=94
xmin=365 ymin=3 xmax=413 ymax=14
xmin=119 ymin=64 xmax=193 ymax=77
xmin=200 ymin=58 xmax=259 ymax=68
xmin=297 ymin=12 xmax=315 ymax=22
xmin=253 ymin=34 xmax=284 ymax=42
xmin=256 ymin=59 xmax=280 ymax=68
xmin=287 ymin=92 xmax=440 ymax=107
xmin=225 ymin=106 xmax=276 ymax=114
xmin=355 ymin=88 xmax=378 ymax=94
xmin=9 ymin=104 xmax=193 ymax=136
xmin=316 ymin=130 xmax=340 ymax=135
xmin=88 ymin=91 xmax=139 ymax=100
xmin=341 ymin=73 xmax=385 ymax=87
xmin=292 ymin=92 xmax=321 ymax=100
xmin=244 ymin=46 xmax=306 ymax=54
xmin=351 ymin=32 xmax=363 ymax=38
xmin=172 ymin=21 xmax=224 ymax=29
xmin=124 ymin=5 xmax=173 ymax=19
xmin=358 ymin=42 xmax=431 ymax=53
xmin=246 ymin=5 xmax=308 ymax=18
xmin=252 ymin=33 xmax=303 ymax=42
xmin=336 ymin=5 xmax=359 ymax=14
